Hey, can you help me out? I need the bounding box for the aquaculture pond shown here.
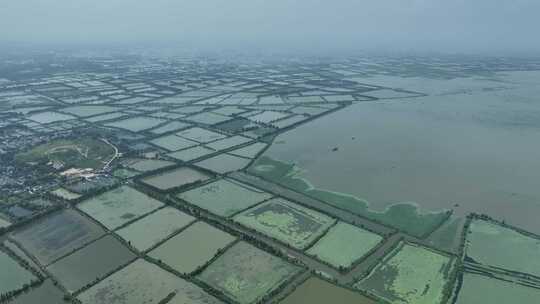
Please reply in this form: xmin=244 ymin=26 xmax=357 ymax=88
xmin=3 ymin=240 xmax=43 ymax=275
xmin=124 ymin=158 xmax=175 ymax=172
xmin=46 ymin=235 xmax=136 ymax=292
xmin=60 ymin=105 xmax=119 ymax=117
xmin=77 ymin=186 xmax=164 ymax=230
xmin=140 ymin=167 xmax=210 ymax=190
xmin=168 ymin=145 xmax=216 ymax=162
xmin=229 ymin=142 xmax=268 ymax=159
xmin=176 ymin=127 xmax=226 ymax=143
xmin=280 ymin=277 xmax=376 ymax=304
xmin=149 ymin=121 xmax=191 ymax=135
xmin=195 ymin=153 xmax=251 ymax=174
xmin=27 ymin=111 xmax=75 ymax=124
xmin=85 ymin=112 xmax=126 ymax=123
xmin=104 ymin=116 xmax=166 ymax=132
xmin=198 ymin=241 xmax=302 ymax=304
xmin=185 ymin=111 xmax=232 ymax=125
xmin=177 ymin=178 xmax=272 ymax=217
xmin=0 ymin=250 xmax=37 ymax=295
xmin=456 ymin=272 xmax=540 ymax=304
xmin=8 ymin=280 xmax=65 ymax=304
xmin=116 ymin=207 xmax=195 ymax=251
xmin=150 ymin=134 xmax=198 ymax=151
xmin=205 ymin=135 xmax=252 ymax=151
xmin=465 ymin=220 xmax=540 ymax=277
xmin=307 ymin=221 xmax=383 ymax=269
xmin=78 ymin=259 xmax=221 ymax=304
xmin=10 ymin=209 xmax=105 ymax=266
xmin=234 ymin=198 xmax=336 ymax=250
xmin=355 ymin=242 xmax=455 ymax=304
xmin=149 ymin=221 xmax=236 ymax=274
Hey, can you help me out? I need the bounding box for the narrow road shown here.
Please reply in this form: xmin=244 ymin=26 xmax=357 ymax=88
xmin=100 ymin=138 xmax=119 ymax=171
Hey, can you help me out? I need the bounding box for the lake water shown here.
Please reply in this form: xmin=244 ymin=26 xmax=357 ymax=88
xmin=261 ymin=71 xmax=540 ymax=234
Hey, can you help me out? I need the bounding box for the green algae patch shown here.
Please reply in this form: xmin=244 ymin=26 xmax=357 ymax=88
xmin=249 ymin=156 xmax=450 ymax=238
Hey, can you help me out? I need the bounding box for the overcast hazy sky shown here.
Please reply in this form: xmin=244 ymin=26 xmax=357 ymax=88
xmin=1 ymin=0 xmax=539 ymax=55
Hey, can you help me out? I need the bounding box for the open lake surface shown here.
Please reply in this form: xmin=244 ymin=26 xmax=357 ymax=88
xmin=261 ymin=71 xmax=540 ymax=234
